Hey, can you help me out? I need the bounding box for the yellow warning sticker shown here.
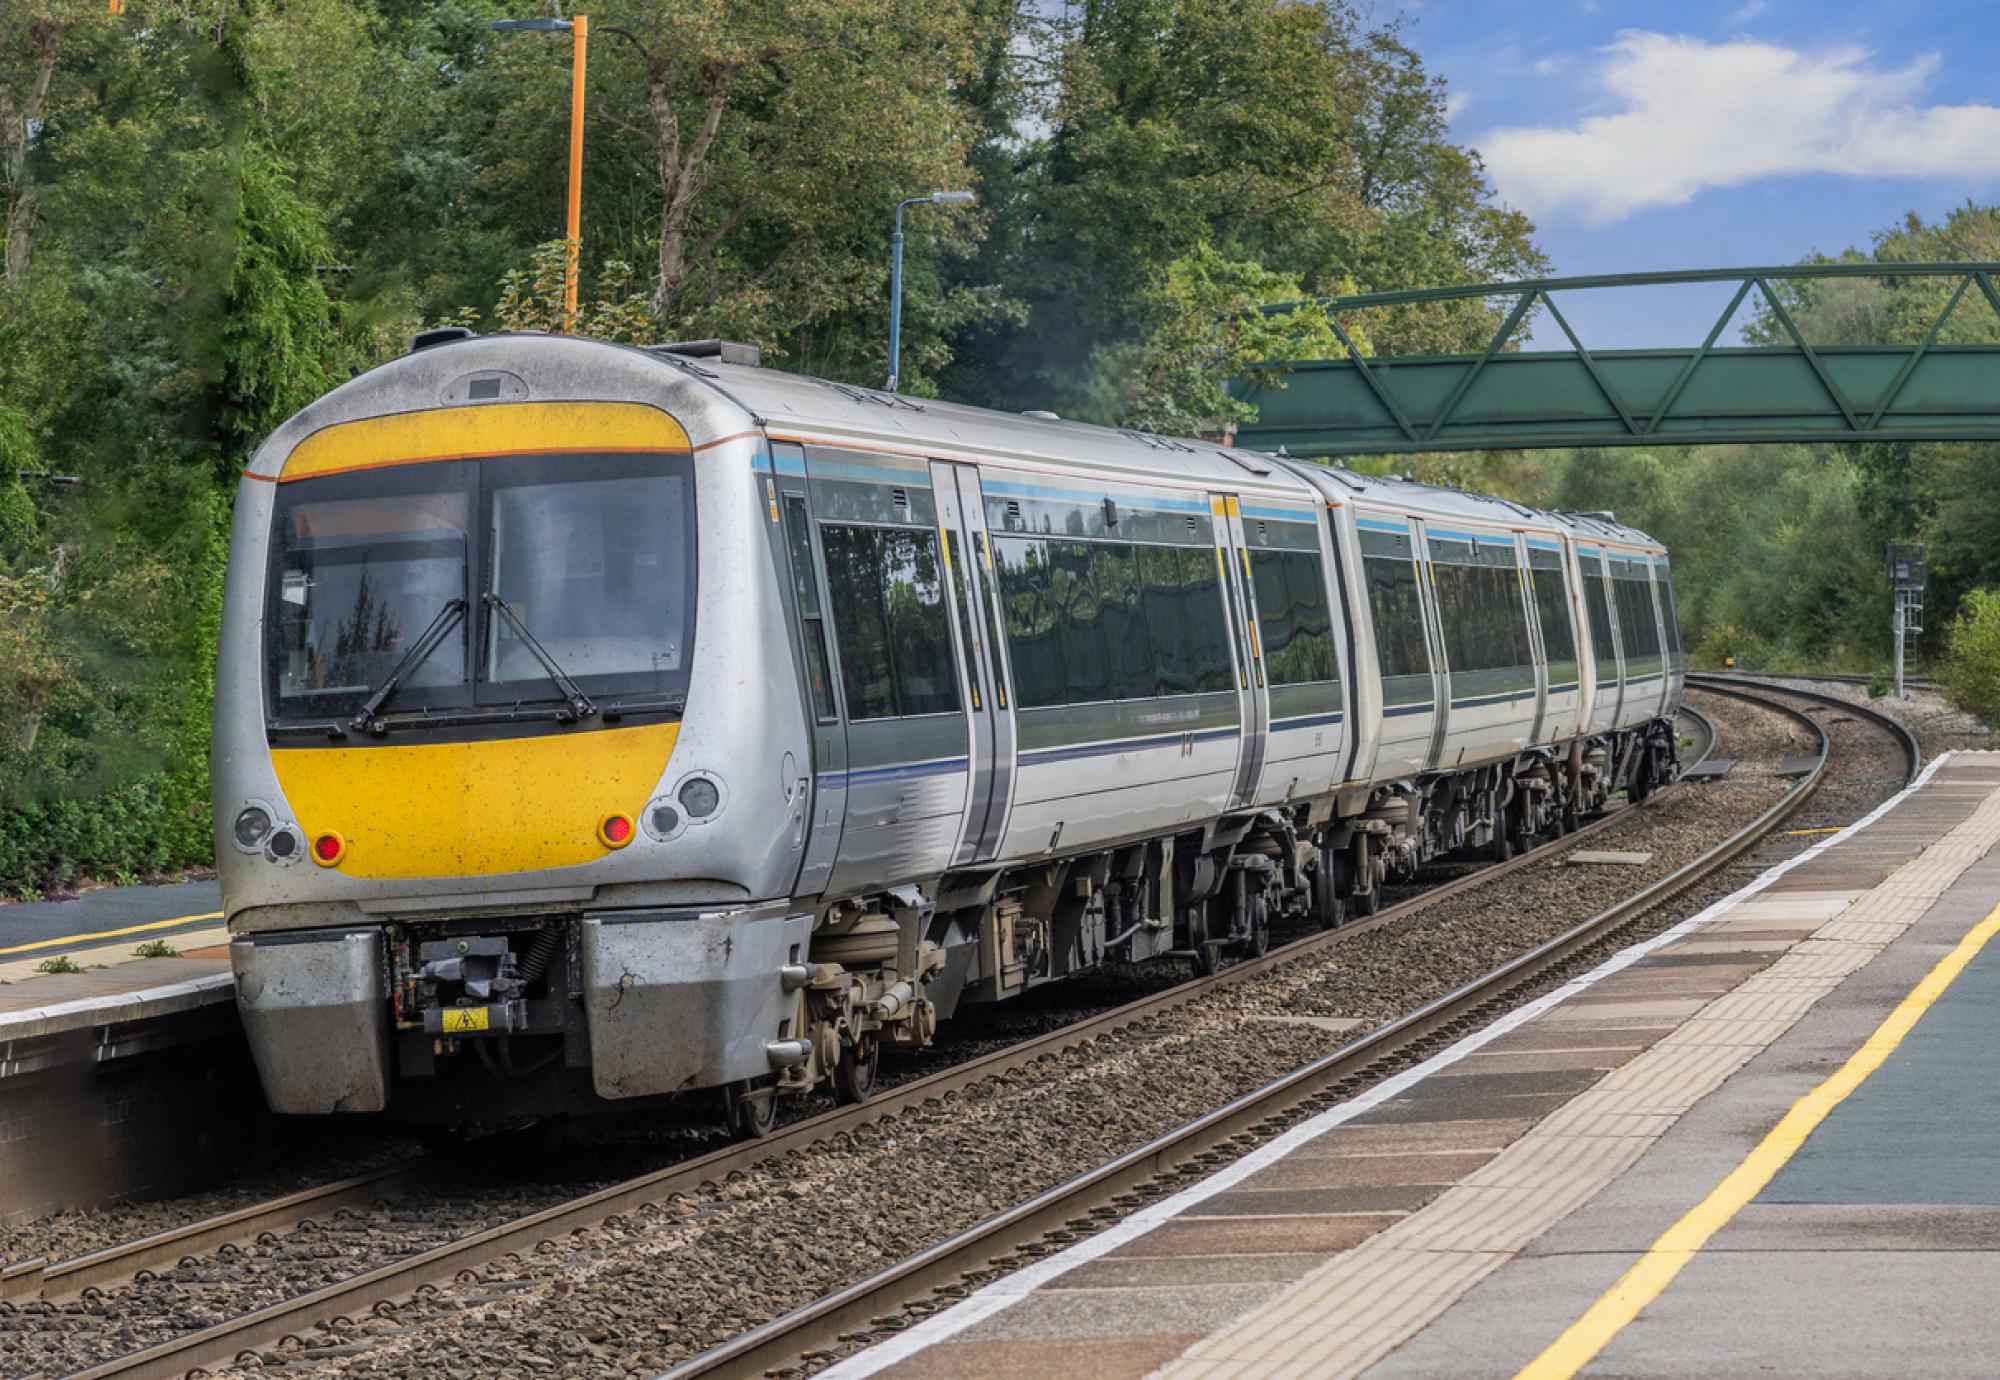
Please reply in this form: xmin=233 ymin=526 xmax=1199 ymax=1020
xmin=440 ymin=1007 xmax=489 ymax=1034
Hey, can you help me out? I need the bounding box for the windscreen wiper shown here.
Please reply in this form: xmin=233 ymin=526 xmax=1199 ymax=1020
xmin=349 ymin=596 xmax=468 ymax=734
xmin=482 ymin=592 xmax=597 ymax=722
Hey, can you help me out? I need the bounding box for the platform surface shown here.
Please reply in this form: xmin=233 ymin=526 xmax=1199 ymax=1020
xmin=828 ymin=752 xmax=2000 ymax=1380
xmin=0 ymin=875 xmax=222 ymax=960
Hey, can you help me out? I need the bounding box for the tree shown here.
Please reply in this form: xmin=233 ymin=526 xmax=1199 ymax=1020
xmin=0 ymin=0 xmax=104 ymax=287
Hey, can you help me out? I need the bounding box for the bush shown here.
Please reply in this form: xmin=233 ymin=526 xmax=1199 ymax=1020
xmin=1940 ymin=588 xmax=2000 ymax=727
xmin=0 ymin=769 xmax=211 ymax=898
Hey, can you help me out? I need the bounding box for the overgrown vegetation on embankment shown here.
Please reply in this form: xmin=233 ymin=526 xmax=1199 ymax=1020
xmin=3 ymin=3 xmax=1998 ymax=896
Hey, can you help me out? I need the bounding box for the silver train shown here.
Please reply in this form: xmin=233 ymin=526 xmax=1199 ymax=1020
xmin=213 ymin=331 xmax=1685 ymax=1130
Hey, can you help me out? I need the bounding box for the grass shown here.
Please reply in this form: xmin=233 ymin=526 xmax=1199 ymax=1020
xmin=133 ymin=938 xmax=178 ymax=958
xmin=35 ymin=954 xmax=83 ymax=974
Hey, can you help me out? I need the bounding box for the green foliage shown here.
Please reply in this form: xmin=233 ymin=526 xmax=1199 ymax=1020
xmin=1940 ymin=589 xmax=2000 ymax=728
xmin=133 ymin=937 xmax=177 ymax=958
xmin=1113 ymin=245 xmax=1357 ymax=436
xmin=35 ymin=955 xmax=82 ymax=975
xmin=483 ymin=240 xmax=657 ymax=344
xmin=1867 ymin=671 xmax=1893 ymax=699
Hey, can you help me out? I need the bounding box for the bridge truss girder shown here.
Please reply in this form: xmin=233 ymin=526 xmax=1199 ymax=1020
xmin=1231 ymin=263 xmax=2000 ymax=457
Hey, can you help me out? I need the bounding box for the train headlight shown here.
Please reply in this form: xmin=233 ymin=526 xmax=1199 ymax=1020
xmin=232 ymin=804 xmax=273 ymax=851
xmin=679 ymin=777 xmax=722 ymax=819
xmin=646 ymin=803 xmax=683 ymax=840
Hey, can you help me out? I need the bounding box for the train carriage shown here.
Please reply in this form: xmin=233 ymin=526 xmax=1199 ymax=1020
xmin=214 ymin=332 xmax=1682 ymax=1130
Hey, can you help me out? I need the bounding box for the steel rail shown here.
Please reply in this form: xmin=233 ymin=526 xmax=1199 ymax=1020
xmin=1698 ymin=668 xmax=1940 ymax=696
xmin=0 ymin=1159 xmax=438 ymax=1305
xmin=1688 ymin=672 xmax=1921 ymax=786
xmin=661 ymin=693 xmax=1827 ymax=1379
xmin=64 ymin=706 xmax=1723 ymax=1380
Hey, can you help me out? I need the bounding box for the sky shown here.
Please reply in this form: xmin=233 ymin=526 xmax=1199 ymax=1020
xmin=1386 ymin=0 xmax=2000 ymax=347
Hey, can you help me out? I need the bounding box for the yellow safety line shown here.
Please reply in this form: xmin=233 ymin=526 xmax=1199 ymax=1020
xmin=0 ymin=911 xmax=224 ymax=956
xmin=1517 ymin=897 xmax=2000 ymax=1379
xmin=1782 ymin=825 xmax=1847 ymax=837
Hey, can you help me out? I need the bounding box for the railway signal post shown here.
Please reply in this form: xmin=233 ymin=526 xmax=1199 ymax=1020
xmin=1888 ymin=541 xmax=1927 ymax=700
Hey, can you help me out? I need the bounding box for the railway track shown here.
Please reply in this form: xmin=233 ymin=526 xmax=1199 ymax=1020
xmin=25 ymin=703 xmax=1731 ymax=1380
xmin=31 ymin=686 xmax=1916 ymax=1380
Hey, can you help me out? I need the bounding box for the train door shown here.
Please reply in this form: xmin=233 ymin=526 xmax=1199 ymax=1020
xmin=1519 ymin=532 xmax=1549 ymax=744
xmin=931 ymin=460 xmax=1016 ymax=864
xmin=770 ymin=441 xmax=847 ymax=895
xmin=1212 ymin=494 xmax=1269 ymax=809
xmin=1597 ymin=549 xmax=1629 ymax=725
xmin=1354 ymin=514 xmax=1438 ymax=779
xmin=1410 ymin=520 xmax=1452 ymax=770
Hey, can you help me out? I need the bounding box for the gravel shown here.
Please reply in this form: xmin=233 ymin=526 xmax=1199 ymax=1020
xmin=6 ymin=688 xmax=1882 ymax=1380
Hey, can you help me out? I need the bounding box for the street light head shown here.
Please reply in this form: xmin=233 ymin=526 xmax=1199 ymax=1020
xmin=931 ymin=190 xmax=976 ymax=204
xmin=492 ymin=18 xmax=574 ymax=32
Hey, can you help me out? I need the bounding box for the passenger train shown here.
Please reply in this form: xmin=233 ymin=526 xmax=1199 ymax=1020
xmin=213 ymin=331 xmax=1685 ymax=1132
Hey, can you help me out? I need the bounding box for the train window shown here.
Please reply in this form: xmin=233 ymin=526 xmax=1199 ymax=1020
xmin=819 ymin=524 xmax=961 ymax=719
xmin=1180 ymin=545 xmax=1237 ymax=693
xmin=270 ymin=480 xmax=473 ymax=713
xmin=1431 ymin=555 xmax=1531 ymax=679
xmin=1530 ymin=564 xmax=1579 ymax=688
xmin=1249 ymin=549 xmax=1338 ymax=687
xmin=1658 ymin=561 xmax=1686 ymax=671
xmin=1613 ymin=564 xmax=1664 ymax=677
xmin=993 ymin=537 xmax=1065 ymax=708
xmin=1138 ymin=544 xmax=1196 ymax=696
xmin=782 ymin=496 xmax=837 ymax=722
xmin=1049 ymin=543 xmax=1108 ymax=703
xmin=1583 ymin=558 xmax=1619 ymax=683
xmin=1096 ymin=543 xmax=1152 ymax=701
xmin=994 ymin=536 xmax=1233 ymax=705
xmin=1362 ymin=553 xmax=1431 ymax=684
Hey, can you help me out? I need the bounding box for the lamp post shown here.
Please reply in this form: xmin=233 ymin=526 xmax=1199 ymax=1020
xmin=493 ymin=15 xmax=589 ymax=331
xmin=887 ymin=190 xmax=975 ymax=393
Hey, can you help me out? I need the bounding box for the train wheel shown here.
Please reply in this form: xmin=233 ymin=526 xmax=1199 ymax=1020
xmin=1312 ymin=849 xmax=1344 ymax=931
xmin=1246 ymin=898 xmax=1271 ymax=957
xmin=833 ymin=1036 xmax=880 ymax=1106
xmin=1191 ymin=939 xmax=1224 ymax=975
xmin=727 ymin=1079 xmax=778 ymax=1139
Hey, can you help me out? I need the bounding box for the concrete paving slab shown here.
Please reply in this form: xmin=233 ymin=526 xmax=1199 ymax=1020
xmin=1042 ymin=1255 xmax=1326 ymax=1291
xmin=1187 ymin=1185 xmax=1446 ymax=1217
xmin=879 ymin=1334 xmax=1205 ymax=1380
xmin=1233 ymin=1150 xmax=1496 ymax=1192
xmin=1109 ymin=1215 xmax=1402 ymax=1259
xmin=955 ymin=1283 xmax=1275 ymax=1342
xmin=1288 ymin=1119 xmax=1537 ymax=1155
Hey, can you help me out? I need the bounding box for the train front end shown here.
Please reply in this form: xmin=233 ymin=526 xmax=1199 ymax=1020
xmin=213 ymin=334 xmax=812 ymax=1119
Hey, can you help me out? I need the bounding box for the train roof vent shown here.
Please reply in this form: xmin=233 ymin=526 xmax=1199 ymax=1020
xmin=648 ymin=338 xmax=762 ymax=367
xmin=409 ymin=326 xmax=475 ymax=353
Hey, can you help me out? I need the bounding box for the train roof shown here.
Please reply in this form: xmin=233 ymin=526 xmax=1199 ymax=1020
xmin=659 ymin=349 xmax=1313 ymax=501
xmin=259 ymin=331 xmax=1665 ymax=554
xmin=664 ymin=347 xmax=1664 ymax=552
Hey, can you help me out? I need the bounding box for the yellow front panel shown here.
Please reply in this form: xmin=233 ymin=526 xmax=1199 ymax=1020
xmin=271 ymin=722 xmax=679 ymax=880
xmin=280 ymin=402 xmax=691 ymax=482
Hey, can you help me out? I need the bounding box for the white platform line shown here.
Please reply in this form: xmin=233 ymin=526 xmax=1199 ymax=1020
xmin=816 ymin=750 xmax=1963 ymax=1378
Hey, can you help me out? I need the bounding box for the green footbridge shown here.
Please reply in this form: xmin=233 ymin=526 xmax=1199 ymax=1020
xmin=1231 ymin=263 xmax=2000 ymax=456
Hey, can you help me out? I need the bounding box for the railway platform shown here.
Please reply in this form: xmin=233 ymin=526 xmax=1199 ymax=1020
xmin=827 ymin=749 xmax=2000 ymax=1380
xmin=0 ymin=903 xmax=240 ymax=1224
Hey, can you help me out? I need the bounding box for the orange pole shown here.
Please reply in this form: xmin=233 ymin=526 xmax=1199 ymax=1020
xmin=564 ymin=15 xmax=588 ymax=331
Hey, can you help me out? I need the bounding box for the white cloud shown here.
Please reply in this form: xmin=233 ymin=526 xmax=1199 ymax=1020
xmin=1443 ymin=90 xmax=1472 ymax=122
xmin=1476 ymin=33 xmax=2000 ymax=224
xmin=1725 ymin=0 xmax=1767 ymax=24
